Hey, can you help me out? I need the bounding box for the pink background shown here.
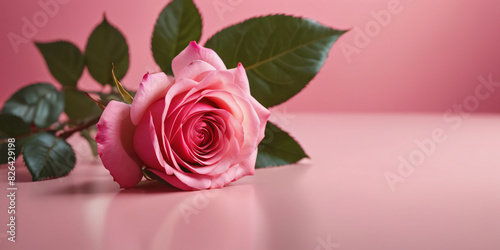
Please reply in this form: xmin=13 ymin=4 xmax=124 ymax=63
xmin=1 ymin=0 xmax=500 ymax=112
xmin=1 ymin=2 xmax=499 ymax=248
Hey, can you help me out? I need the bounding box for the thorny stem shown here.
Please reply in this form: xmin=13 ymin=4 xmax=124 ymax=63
xmin=0 ymin=116 xmax=100 ymax=144
xmin=59 ymin=116 xmax=101 ymax=139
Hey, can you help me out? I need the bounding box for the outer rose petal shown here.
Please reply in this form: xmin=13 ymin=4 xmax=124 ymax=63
xmin=249 ymin=97 xmax=271 ymax=142
xmin=130 ymin=72 xmax=174 ymax=125
xmin=219 ymin=65 xmax=270 ymax=140
xmin=96 ymin=101 xmax=143 ymax=188
xmin=172 ymin=41 xmax=226 ymax=78
xmin=209 ymin=162 xmax=239 ymax=189
xmin=209 ymin=149 xmax=258 ymax=189
xmin=175 ymin=60 xmax=217 ymax=81
xmin=233 ymin=149 xmax=258 ymax=180
xmin=172 ymin=170 xmax=212 ymax=190
xmin=134 ymin=107 xmax=173 ymax=175
xmin=228 ymin=63 xmax=250 ymax=93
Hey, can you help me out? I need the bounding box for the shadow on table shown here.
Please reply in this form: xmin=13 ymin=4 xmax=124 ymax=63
xmin=119 ymin=180 xmax=185 ymax=194
xmin=97 ymin=163 xmax=316 ymax=250
xmin=13 ymin=163 xmax=34 ymax=182
xmin=99 ymin=183 xmax=272 ymax=250
xmin=49 ymin=179 xmax=184 ymax=195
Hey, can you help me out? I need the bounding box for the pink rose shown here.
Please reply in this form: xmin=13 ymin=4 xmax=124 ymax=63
xmin=96 ymin=41 xmax=270 ymax=190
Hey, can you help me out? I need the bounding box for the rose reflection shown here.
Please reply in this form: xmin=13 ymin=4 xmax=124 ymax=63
xmin=100 ymin=182 xmax=270 ymax=250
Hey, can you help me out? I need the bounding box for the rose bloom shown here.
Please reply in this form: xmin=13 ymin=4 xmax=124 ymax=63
xmin=96 ymin=41 xmax=270 ymax=190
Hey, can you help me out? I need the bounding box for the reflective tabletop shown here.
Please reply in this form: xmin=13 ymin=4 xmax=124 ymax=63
xmin=1 ymin=113 xmax=499 ymax=250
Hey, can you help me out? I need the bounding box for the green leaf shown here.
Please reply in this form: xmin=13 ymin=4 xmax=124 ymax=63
xmin=23 ymin=133 xmax=75 ymax=181
xmin=256 ymin=122 xmax=308 ymax=168
xmin=35 ymin=41 xmax=85 ymax=86
xmin=80 ymin=129 xmax=98 ymax=157
xmin=85 ymin=15 xmax=129 ymax=85
xmin=0 ymin=114 xmax=31 ymax=139
xmin=0 ymin=143 xmax=7 ymax=164
xmin=0 ymin=136 xmax=31 ymax=164
xmin=152 ymin=0 xmax=202 ymax=74
xmin=205 ymin=15 xmax=346 ymax=107
xmin=98 ymin=91 xmax=136 ymax=106
xmin=112 ymin=67 xmax=133 ymax=104
xmin=1 ymin=83 xmax=64 ymax=128
xmin=64 ymin=90 xmax=102 ymax=122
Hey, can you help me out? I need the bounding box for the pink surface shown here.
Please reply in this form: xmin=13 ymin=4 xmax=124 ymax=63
xmin=1 ymin=0 xmax=500 ymax=112
xmin=1 ymin=113 xmax=499 ymax=249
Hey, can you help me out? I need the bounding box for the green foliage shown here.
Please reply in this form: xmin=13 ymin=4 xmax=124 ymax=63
xmin=0 ymin=114 xmax=30 ymax=139
xmin=64 ymin=90 xmax=102 ymax=122
xmin=205 ymin=15 xmax=346 ymax=107
xmin=112 ymin=67 xmax=133 ymax=104
xmin=85 ymin=15 xmax=129 ymax=85
xmin=23 ymin=133 xmax=75 ymax=181
xmin=152 ymin=0 xmax=202 ymax=74
xmin=256 ymin=122 xmax=308 ymax=168
xmin=35 ymin=41 xmax=85 ymax=86
xmin=1 ymin=83 xmax=64 ymax=128
xmin=1 ymin=4 xmax=344 ymax=182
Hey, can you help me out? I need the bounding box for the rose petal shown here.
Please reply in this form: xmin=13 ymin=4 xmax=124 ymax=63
xmin=208 ymin=149 xmax=257 ymax=189
xmin=130 ymin=72 xmax=173 ymax=125
xmin=184 ymin=70 xmax=235 ymax=98
xmin=180 ymin=71 xmax=265 ymax=162
xmin=200 ymin=90 xmax=244 ymax=126
xmin=175 ymin=60 xmax=217 ymax=81
xmin=172 ymin=41 xmax=226 ymax=78
xmin=228 ymin=62 xmax=250 ymax=93
xmin=169 ymin=103 xmax=213 ymax=163
xmin=134 ymin=101 xmax=173 ymax=175
xmin=209 ymin=163 xmax=239 ymax=189
xmin=161 ymin=79 xmax=199 ymax=169
xmin=182 ymin=119 xmax=240 ymax=176
xmin=170 ymin=71 xmax=239 ymax=118
xmin=249 ymin=97 xmax=271 ymax=142
xmin=233 ymin=149 xmax=258 ymax=180
xmin=203 ymin=87 xmax=260 ymax=161
xmin=162 ymin=78 xmax=198 ymax=119
xmin=172 ymin=170 xmax=212 ymax=190
xmin=168 ymin=99 xmax=214 ymax=140
xmin=96 ymin=101 xmax=143 ymax=188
